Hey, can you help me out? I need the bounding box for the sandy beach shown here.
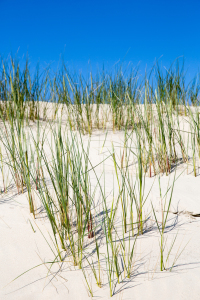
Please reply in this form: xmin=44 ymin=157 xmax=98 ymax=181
xmin=1 ymin=103 xmax=200 ymax=300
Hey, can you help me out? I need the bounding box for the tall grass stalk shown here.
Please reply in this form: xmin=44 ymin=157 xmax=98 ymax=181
xmin=151 ymin=175 xmax=176 ymax=271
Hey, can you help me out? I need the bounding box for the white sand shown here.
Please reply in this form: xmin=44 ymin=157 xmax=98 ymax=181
xmin=1 ymin=105 xmax=200 ymax=299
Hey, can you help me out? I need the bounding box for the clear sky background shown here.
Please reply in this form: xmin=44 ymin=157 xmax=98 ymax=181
xmin=1 ymin=0 xmax=200 ymax=79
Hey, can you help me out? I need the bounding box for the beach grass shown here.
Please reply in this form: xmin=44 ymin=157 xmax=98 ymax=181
xmin=0 ymin=56 xmax=199 ymax=296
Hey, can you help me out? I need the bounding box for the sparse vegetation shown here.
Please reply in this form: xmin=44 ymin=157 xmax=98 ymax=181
xmin=0 ymin=56 xmax=199 ymax=297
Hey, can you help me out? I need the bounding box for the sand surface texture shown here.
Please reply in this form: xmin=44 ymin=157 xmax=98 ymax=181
xmin=1 ymin=104 xmax=200 ymax=299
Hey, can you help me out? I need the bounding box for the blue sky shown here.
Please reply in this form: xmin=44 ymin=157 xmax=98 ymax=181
xmin=1 ymin=0 xmax=200 ymax=78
